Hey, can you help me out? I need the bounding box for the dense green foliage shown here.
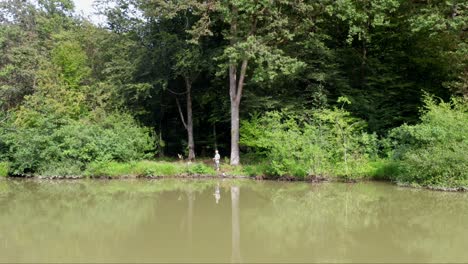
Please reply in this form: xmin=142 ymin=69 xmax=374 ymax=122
xmin=0 ymin=0 xmax=155 ymax=175
xmin=240 ymin=100 xmax=380 ymax=179
xmin=387 ymin=96 xmax=468 ymax=188
xmin=240 ymin=96 xmax=468 ymax=186
xmin=0 ymin=0 xmax=466 ymax=187
xmin=5 ymin=111 xmax=153 ymax=175
xmin=0 ymin=161 xmax=8 ymax=177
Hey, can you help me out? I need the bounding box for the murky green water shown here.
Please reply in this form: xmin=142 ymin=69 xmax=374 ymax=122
xmin=1 ymin=179 xmax=468 ymax=263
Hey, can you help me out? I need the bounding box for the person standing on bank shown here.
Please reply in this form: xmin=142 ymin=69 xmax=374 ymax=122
xmin=213 ymin=150 xmax=220 ymax=171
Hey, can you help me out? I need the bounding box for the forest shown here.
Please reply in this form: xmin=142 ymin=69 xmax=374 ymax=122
xmin=0 ymin=0 xmax=467 ymax=189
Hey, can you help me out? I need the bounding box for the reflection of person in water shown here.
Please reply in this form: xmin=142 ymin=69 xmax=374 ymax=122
xmin=214 ymin=183 xmax=221 ymax=204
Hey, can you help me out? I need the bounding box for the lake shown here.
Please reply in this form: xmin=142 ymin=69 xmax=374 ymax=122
xmin=0 ymin=179 xmax=467 ymax=263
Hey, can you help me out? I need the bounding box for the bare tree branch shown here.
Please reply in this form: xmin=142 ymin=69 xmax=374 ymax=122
xmin=175 ymin=97 xmax=188 ymax=130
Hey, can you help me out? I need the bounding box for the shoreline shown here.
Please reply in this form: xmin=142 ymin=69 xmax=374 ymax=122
xmin=2 ymin=159 xmax=466 ymax=192
xmin=4 ymin=173 xmax=467 ymax=192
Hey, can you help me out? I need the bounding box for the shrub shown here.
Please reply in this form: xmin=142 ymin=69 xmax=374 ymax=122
xmin=38 ymin=161 xmax=84 ymax=177
xmin=242 ymin=164 xmax=269 ymax=177
xmin=393 ymin=142 xmax=468 ymax=187
xmin=368 ymin=160 xmax=400 ymax=181
xmin=240 ymin=104 xmax=379 ymax=179
xmin=186 ymin=163 xmax=216 ymax=175
xmin=388 ymin=96 xmax=468 ymax=187
xmin=5 ymin=112 xmax=155 ymax=175
xmin=1 ymin=83 xmax=156 ymax=175
xmin=54 ymin=113 xmax=154 ymax=162
xmin=85 ymin=161 xmax=136 ymax=177
xmin=0 ymin=162 xmax=9 ymax=177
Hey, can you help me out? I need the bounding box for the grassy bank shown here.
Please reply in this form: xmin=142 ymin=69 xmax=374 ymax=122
xmin=84 ymin=160 xmax=216 ymax=178
xmin=2 ymin=158 xmax=387 ymax=180
xmin=27 ymin=160 xmax=219 ymax=178
xmin=17 ymin=158 xmax=395 ymax=182
xmin=219 ymin=159 xmax=396 ymax=181
xmin=4 ymin=158 xmax=467 ymax=192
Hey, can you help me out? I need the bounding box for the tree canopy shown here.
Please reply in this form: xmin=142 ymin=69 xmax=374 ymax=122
xmin=0 ymin=0 xmax=466 ymax=176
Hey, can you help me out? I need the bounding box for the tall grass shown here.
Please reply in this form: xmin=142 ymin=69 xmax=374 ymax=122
xmin=84 ymin=160 xmax=216 ymax=178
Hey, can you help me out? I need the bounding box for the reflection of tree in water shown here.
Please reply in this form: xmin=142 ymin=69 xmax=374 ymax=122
xmin=0 ymin=179 xmax=217 ymax=262
xmin=0 ymin=180 xmax=170 ymax=261
xmin=231 ymin=185 xmax=241 ymax=263
xmin=373 ymin=187 xmax=468 ymax=262
xmin=243 ymin=182 xmax=468 ymax=263
xmin=2 ymin=179 xmax=468 ymax=262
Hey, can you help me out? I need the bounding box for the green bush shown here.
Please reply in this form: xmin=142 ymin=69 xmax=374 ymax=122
xmin=242 ymin=164 xmax=269 ymax=177
xmin=38 ymin=161 xmax=83 ymax=177
xmin=0 ymin=83 xmax=156 ymax=175
xmin=388 ymin=96 xmax=468 ymax=188
xmin=85 ymin=161 xmax=137 ymax=177
xmin=395 ymin=143 xmax=468 ymax=187
xmin=368 ymin=160 xmax=400 ymax=181
xmin=186 ymin=163 xmax=216 ymax=175
xmin=5 ymin=112 xmax=155 ymax=175
xmin=240 ymin=103 xmax=379 ymax=179
xmin=0 ymin=162 xmax=9 ymax=177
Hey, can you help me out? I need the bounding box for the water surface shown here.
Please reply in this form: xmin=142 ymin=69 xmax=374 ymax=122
xmin=0 ymin=179 xmax=467 ymax=263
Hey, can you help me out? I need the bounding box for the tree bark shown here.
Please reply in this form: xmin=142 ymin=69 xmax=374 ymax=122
xmin=229 ymin=5 xmax=241 ymax=166
xmin=158 ymin=96 xmax=165 ymax=157
xmin=230 ymin=96 xmax=240 ymax=166
xmin=175 ymin=78 xmax=195 ymax=161
xmin=229 ymin=59 xmax=248 ymax=166
xmin=185 ymin=77 xmax=195 ymax=161
xmin=227 ymin=3 xmax=254 ymax=166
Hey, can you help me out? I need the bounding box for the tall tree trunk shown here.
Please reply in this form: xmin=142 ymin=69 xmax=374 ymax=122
xmin=158 ymin=96 xmax=165 ymax=157
xmin=158 ymin=129 xmax=164 ymax=157
xmin=229 ymin=62 xmax=240 ymax=165
xmin=176 ymin=77 xmax=195 ymax=161
xmin=230 ymin=90 xmax=240 ymax=165
xmin=229 ymin=5 xmax=240 ymax=166
xmin=185 ymin=77 xmax=195 ymax=161
xmin=228 ymin=3 xmax=253 ymax=166
xmin=229 ymin=60 xmax=248 ymax=166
